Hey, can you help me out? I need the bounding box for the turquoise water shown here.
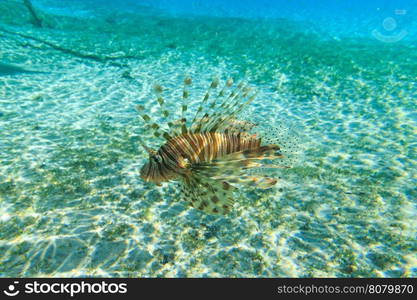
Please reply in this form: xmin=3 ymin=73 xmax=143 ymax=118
xmin=0 ymin=0 xmax=416 ymax=277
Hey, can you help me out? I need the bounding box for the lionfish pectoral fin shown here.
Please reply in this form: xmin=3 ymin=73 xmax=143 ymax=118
xmin=190 ymin=145 xmax=281 ymax=190
xmin=193 ymin=145 xmax=284 ymax=177
xmin=180 ymin=175 xmax=235 ymax=215
xmin=225 ymin=175 xmax=277 ymax=189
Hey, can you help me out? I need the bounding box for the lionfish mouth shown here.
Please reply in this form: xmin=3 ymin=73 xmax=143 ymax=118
xmin=136 ymin=76 xmax=299 ymax=215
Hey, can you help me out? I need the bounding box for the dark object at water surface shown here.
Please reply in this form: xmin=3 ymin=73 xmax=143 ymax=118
xmin=23 ymin=0 xmax=43 ymax=27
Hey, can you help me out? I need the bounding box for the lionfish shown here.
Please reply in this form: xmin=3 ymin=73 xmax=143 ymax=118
xmin=137 ymin=77 xmax=297 ymax=215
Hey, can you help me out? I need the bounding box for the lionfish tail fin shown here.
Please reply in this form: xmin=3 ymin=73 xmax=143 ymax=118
xmin=255 ymin=122 xmax=302 ymax=169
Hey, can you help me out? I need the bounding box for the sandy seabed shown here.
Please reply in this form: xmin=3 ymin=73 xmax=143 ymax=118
xmin=0 ymin=0 xmax=416 ymax=277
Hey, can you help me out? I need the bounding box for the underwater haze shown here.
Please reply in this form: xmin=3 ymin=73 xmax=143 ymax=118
xmin=0 ymin=0 xmax=416 ymax=277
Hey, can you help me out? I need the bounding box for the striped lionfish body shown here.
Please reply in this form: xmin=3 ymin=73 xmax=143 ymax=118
xmin=137 ymin=77 xmax=296 ymax=215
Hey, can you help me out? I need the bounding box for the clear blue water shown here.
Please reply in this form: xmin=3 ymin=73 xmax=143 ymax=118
xmin=0 ymin=0 xmax=416 ymax=277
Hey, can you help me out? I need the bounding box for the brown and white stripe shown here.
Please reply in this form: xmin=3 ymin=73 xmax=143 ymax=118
xmin=160 ymin=132 xmax=261 ymax=167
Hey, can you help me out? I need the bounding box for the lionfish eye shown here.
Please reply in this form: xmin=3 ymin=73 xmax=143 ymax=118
xmin=152 ymin=155 xmax=161 ymax=163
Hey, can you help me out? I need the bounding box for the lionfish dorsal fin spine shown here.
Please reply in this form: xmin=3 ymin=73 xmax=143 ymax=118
xmin=152 ymin=82 xmax=183 ymax=139
xmin=206 ymin=79 xmax=230 ymax=112
xmin=153 ymin=84 xmax=170 ymax=118
xmin=190 ymin=78 xmax=219 ymax=129
xmin=210 ymin=93 xmax=257 ymax=132
xmin=200 ymin=82 xmax=247 ymax=132
xmin=181 ymin=77 xmax=191 ymax=117
xmin=179 ymin=76 xmax=192 ymax=134
xmin=190 ymin=78 xmax=236 ymax=133
xmin=135 ymin=89 xmax=172 ymax=140
xmin=198 ymin=81 xmax=256 ymax=133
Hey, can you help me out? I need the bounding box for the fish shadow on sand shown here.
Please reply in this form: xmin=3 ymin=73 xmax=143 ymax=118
xmin=0 ymin=62 xmax=47 ymax=76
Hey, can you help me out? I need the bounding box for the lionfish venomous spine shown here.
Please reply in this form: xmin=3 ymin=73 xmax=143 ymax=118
xmin=137 ymin=77 xmax=296 ymax=215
